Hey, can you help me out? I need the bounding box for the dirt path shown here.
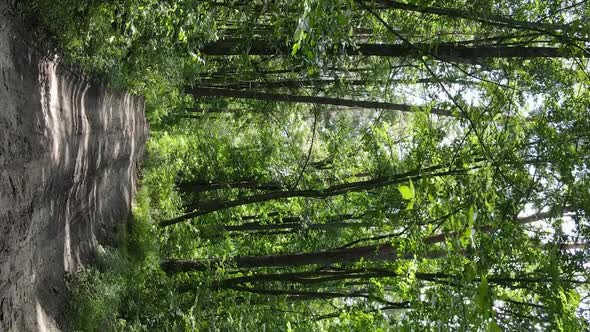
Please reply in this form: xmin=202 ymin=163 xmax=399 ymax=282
xmin=0 ymin=2 xmax=149 ymax=331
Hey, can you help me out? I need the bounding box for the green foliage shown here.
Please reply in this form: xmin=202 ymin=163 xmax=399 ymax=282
xmin=66 ymin=247 xmax=127 ymax=331
xmin=19 ymin=0 xmax=217 ymax=126
xmin=66 ymin=176 xmax=172 ymax=331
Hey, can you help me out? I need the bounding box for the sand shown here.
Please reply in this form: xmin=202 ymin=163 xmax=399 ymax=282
xmin=0 ymin=2 xmax=148 ymax=330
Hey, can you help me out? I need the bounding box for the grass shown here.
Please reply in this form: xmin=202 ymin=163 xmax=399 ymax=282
xmin=65 ymin=181 xmax=163 ymax=332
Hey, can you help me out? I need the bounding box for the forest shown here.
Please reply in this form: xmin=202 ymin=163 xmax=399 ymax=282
xmin=17 ymin=0 xmax=590 ymax=330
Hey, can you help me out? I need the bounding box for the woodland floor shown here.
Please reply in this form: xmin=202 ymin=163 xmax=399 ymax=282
xmin=0 ymin=1 xmax=148 ymax=331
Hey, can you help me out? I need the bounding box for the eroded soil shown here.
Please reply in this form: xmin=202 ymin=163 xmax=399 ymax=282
xmin=0 ymin=2 xmax=148 ymax=331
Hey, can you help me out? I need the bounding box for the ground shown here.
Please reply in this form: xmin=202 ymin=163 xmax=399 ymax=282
xmin=0 ymin=2 xmax=148 ymax=330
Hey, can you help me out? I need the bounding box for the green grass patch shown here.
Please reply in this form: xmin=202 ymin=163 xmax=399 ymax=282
xmin=65 ymin=178 xmax=167 ymax=332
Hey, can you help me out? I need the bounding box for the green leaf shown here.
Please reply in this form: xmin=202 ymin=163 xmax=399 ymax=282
xmin=488 ymin=321 xmax=502 ymax=332
xmin=477 ymin=275 xmax=491 ymax=318
xmin=479 ymin=275 xmax=488 ymax=298
xmin=460 ymin=228 xmax=473 ymax=247
xmin=178 ymin=29 xmax=186 ymax=43
xmin=291 ymin=42 xmax=301 ymax=56
xmin=398 ymin=185 xmax=414 ymax=200
xmin=463 ymin=263 xmax=476 ymax=282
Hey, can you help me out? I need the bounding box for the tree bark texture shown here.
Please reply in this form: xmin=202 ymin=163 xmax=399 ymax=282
xmin=160 ymin=164 xmax=470 ymax=226
xmin=188 ymin=86 xmax=456 ymax=117
xmin=200 ymin=39 xmax=572 ymax=59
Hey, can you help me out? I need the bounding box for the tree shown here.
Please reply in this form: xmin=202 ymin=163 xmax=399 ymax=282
xmin=189 ymin=86 xmax=455 ymax=116
xmin=160 ymin=163 xmax=473 ymax=226
xmin=200 ymin=39 xmax=574 ymax=59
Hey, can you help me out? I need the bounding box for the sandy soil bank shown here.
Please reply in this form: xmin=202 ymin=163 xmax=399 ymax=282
xmin=0 ymin=2 xmax=149 ymax=330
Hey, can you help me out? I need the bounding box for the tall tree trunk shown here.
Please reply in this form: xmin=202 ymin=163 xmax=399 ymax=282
xmin=161 ymin=242 xmax=447 ymax=273
xmin=178 ymin=180 xmax=283 ymax=194
xmin=161 ymin=209 xmax=556 ymax=273
xmin=200 ymin=79 xmax=370 ymax=90
xmin=163 ymin=238 xmax=581 ymax=274
xmin=239 ymin=213 xmax=359 ymax=223
xmin=221 ymin=213 xmax=364 ymax=234
xmin=200 ymin=65 xmax=392 ymax=81
xmin=213 ymin=268 xmax=448 ymax=287
xmin=200 ymin=39 xmax=572 ymax=59
xmin=213 ymin=268 xmax=557 ymax=289
xmin=199 ymin=77 xmax=473 ymax=90
xmin=223 ymin=220 xmax=374 ymax=232
xmin=188 ymin=87 xmax=455 ymax=116
xmin=220 ymin=284 xmax=411 ymax=307
xmin=161 ymin=243 xmax=392 ymax=272
xmin=373 ymin=0 xmax=576 ymax=37
xmin=160 ymin=164 xmax=471 ymax=227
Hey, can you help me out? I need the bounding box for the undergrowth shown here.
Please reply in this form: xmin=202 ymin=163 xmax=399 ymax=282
xmin=65 ymin=139 xmax=195 ymax=331
xmin=65 ymin=178 xmax=167 ymax=332
xmin=17 ymin=2 xmax=199 ymax=327
xmin=18 ymin=0 xmax=208 ymax=127
xmin=17 ymin=1 xmax=254 ymax=330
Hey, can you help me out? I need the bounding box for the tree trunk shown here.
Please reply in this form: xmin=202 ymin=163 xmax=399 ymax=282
xmin=211 ymin=269 xmax=579 ymax=297
xmin=373 ymin=0 xmax=574 ymax=37
xmin=200 ymin=79 xmax=370 ymax=90
xmin=200 ymin=39 xmax=571 ymax=59
xmin=213 ymin=268 xmax=448 ymax=287
xmin=160 ymin=164 xmax=471 ymax=227
xmin=238 ymin=213 xmax=358 ymax=223
xmin=189 ymin=87 xmax=455 ymax=116
xmin=199 ymin=77 xmax=473 ymax=90
xmin=161 ymin=243 xmax=396 ymax=272
xmin=224 ymin=220 xmax=374 ymax=232
xmin=161 ymin=242 xmax=447 ymax=273
xmin=219 ymin=284 xmax=411 ymax=307
xmin=178 ymin=180 xmax=283 ymax=194
xmin=162 ymin=209 xmax=554 ymax=273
